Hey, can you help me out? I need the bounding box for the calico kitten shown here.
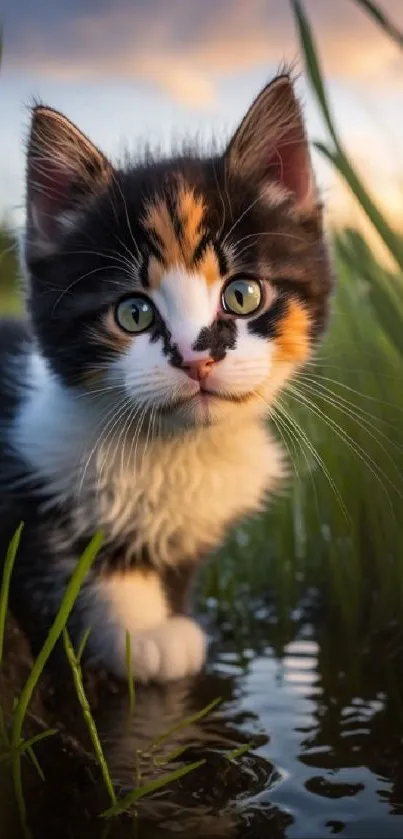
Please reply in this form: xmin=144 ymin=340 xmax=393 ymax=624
xmin=0 ymin=74 xmax=333 ymax=683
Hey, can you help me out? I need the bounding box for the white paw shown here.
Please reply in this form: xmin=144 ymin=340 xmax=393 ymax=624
xmin=101 ymin=617 xmax=207 ymax=684
xmin=132 ymin=617 xmax=207 ymax=683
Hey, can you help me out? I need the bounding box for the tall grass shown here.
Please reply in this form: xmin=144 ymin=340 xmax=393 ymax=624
xmin=290 ymin=0 xmax=403 ymax=270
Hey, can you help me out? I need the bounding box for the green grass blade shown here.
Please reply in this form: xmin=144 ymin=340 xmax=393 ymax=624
xmin=10 ymin=530 xmax=103 ymax=836
xmin=0 ymin=729 xmax=57 ymax=765
xmin=76 ymin=627 xmax=92 ymax=664
xmin=225 ymin=743 xmax=253 ymax=761
xmin=101 ymin=759 xmax=206 ymax=818
xmin=153 ymin=744 xmax=188 ymax=767
xmin=0 ymin=704 xmax=9 ymax=747
xmin=314 ymin=142 xmax=403 ymax=268
xmin=352 ymin=0 xmax=403 ymax=49
xmin=0 ymin=523 xmax=23 ymax=667
xmin=63 ymin=628 xmax=116 ymax=806
xmin=150 ymin=696 xmax=222 ymax=751
xmin=291 ymin=0 xmax=403 ymax=270
xmin=26 ymin=746 xmax=45 ymax=782
xmin=290 ymin=0 xmax=339 ymax=143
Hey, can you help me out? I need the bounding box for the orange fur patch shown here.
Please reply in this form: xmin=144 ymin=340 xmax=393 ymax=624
xmin=142 ymin=181 xmax=221 ymax=288
xmin=274 ymin=298 xmax=311 ymax=363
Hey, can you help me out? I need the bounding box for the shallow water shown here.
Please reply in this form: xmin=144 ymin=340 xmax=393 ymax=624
xmin=95 ymin=603 xmax=403 ymax=838
xmin=2 ymin=603 xmax=403 ymax=839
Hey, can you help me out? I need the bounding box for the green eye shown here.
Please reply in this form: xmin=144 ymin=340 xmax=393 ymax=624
xmin=222 ymin=278 xmax=262 ymax=317
xmin=115 ymin=296 xmax=155 ymax=334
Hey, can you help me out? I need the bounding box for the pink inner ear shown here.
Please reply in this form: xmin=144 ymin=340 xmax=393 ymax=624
xmin=267 ymin=128 xmax=312 ymax=205
xmin=31 ymin=161 xmax=74 ymax=237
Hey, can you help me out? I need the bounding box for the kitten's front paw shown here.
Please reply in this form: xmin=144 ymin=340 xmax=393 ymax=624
xmin=118 ymin=617 xmax=207 ymax=684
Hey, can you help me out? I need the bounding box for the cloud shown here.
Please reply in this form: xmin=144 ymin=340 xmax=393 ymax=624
xmin=3 ymin=0 xmax=403 ymax=106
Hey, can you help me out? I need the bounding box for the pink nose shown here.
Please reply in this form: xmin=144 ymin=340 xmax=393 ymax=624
xmin=181 ymin=357 xmax=215 ymax=381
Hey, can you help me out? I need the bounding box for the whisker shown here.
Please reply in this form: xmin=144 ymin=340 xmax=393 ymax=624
xmin=212 ymin=160 xmax=227 ymax=240
xmin=111 ymin=174 xmax=141 ymax=261
xmin=287 ymin=384 xmax=403 ymax=511
xmin=221 ymin=194 xmax=264 ymax=249
xmin=297 ymin=377 xmax=403 ymax=457
xmin=274 ymin=396 xmax=350 ymax=523
xmin=77 ymin=395 xmax=132 ymax=497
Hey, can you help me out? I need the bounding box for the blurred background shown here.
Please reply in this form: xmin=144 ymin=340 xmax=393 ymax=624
xmin=2 ymin=3 xmax=403 ymax=837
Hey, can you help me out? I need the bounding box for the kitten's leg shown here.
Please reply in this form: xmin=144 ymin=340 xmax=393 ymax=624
xmin=81 ymin=568 xmax=207 ymax=683
xmin=7 ymin=522 xmax=206 ymax=683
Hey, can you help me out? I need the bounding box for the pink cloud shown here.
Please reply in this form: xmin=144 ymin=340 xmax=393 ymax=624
xmin=4 ymin=0 xmax=403 ymax=105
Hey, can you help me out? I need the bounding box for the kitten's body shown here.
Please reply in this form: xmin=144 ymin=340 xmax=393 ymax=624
xmin=0 ymin=334 xmax=283 ymax=680
xmin=0 ymin=74 xmax=333 ymax=682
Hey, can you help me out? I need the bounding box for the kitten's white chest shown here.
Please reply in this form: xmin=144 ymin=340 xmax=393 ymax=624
xmin=95 ymin=424 xmax=284 ymax=565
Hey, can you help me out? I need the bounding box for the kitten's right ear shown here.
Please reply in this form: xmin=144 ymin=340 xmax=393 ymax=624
xmin=26 ymin=105 xmax=112 ymax=258
xmin=225 ymin=74 xmax=316 ymax=213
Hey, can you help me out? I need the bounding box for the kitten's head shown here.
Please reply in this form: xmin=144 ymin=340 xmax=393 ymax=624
xmin=23 ymin=74 xmax=333 ymax=431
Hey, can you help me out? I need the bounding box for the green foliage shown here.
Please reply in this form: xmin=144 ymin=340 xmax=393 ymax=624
xmin=0 ymin=227 xmax=21 ymax=313
xmin=0 ymin=523 xmax=23 ymax=667
xmin=9 ymin=531 xmax=104 ymax=838
xmin=291 ymin=0 xmax=403 ymax=271
xmin=63 ymin=628 xmax=117 ymax=807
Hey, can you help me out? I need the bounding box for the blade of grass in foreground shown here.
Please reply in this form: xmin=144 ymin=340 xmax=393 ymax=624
xmin=290 ymin=0 xmax=403 ymax=270
xmin=352 ymin=0 xmax=403 ymax=49
xmin=101 ymin=759 xmax=206 ymax=818
xmin=63 ymin=628 xmax=117 ymax=807
xmin=290 ymin=0 xmax=338 ymax=144
xmin=0 ymin=523 xmax=23 ymax=667
xmin=0 ymin=729 xmax=57 ymax=765
xmin=10 ymin=530 xmax=103 ymax=838
xmin=150 ymin=696 xmax=222 ymax=750
xmin=313 ymin=142 xmax=403 ymax=271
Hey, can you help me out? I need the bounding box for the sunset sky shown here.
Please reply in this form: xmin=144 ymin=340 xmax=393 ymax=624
xmin=1 ymin=0 xmax=403 ymax=235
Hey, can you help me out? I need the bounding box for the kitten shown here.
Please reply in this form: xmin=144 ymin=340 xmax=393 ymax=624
xmin=0 ymin=74 xmax=333 ymax=683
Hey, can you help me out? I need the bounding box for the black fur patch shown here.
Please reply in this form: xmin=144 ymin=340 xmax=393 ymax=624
xmin=248 ymin=294 xmax=288 ymax=339
xmin=150 ymin=315 xmax=182 ymax=367
xmin=213 ymin=240 xmax=229 ymax=277
xmin=193 ymin=319 xmax=237 ymax=362
xmin=192 ymin=231 xmax=211 ymax=266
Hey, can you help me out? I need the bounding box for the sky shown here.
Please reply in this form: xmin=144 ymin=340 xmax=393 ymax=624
xmin=1 ymin=0 xmax=403 ymax=239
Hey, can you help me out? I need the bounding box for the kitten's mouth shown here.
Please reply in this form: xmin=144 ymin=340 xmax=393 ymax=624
xmin=157 ymin=387 xmax=253 ymax=415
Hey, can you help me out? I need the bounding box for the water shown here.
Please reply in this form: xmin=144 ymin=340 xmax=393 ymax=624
xmin=2 ymin=603 xmax=403 ymax=838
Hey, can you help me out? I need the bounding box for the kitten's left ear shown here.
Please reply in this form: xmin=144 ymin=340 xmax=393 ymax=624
xmin=26 ymin=105 xmax=112 ymax=258
xmin=225 ymin=74 xmax=316 ymax=212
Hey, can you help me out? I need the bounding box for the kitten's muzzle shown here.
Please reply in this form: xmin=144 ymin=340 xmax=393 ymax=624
xmin=181 ymin=357 xmax=215 ymax=382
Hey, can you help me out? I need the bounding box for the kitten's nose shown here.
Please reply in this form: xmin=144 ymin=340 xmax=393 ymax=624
xmin=181 ymin=357 xmax=215 ymax=381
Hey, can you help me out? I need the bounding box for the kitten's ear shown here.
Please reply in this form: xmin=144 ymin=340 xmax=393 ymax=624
xmin=26 ymin=105 xmax=112 ymax=257
xmin=225 ymin=75 xmax=315 ymax=212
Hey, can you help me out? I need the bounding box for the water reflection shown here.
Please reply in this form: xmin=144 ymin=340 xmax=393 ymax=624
xmin=2 ymin=605 xmax=403 ymax=838
xmin=93 ymin=612 xmax=403 ymax=838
